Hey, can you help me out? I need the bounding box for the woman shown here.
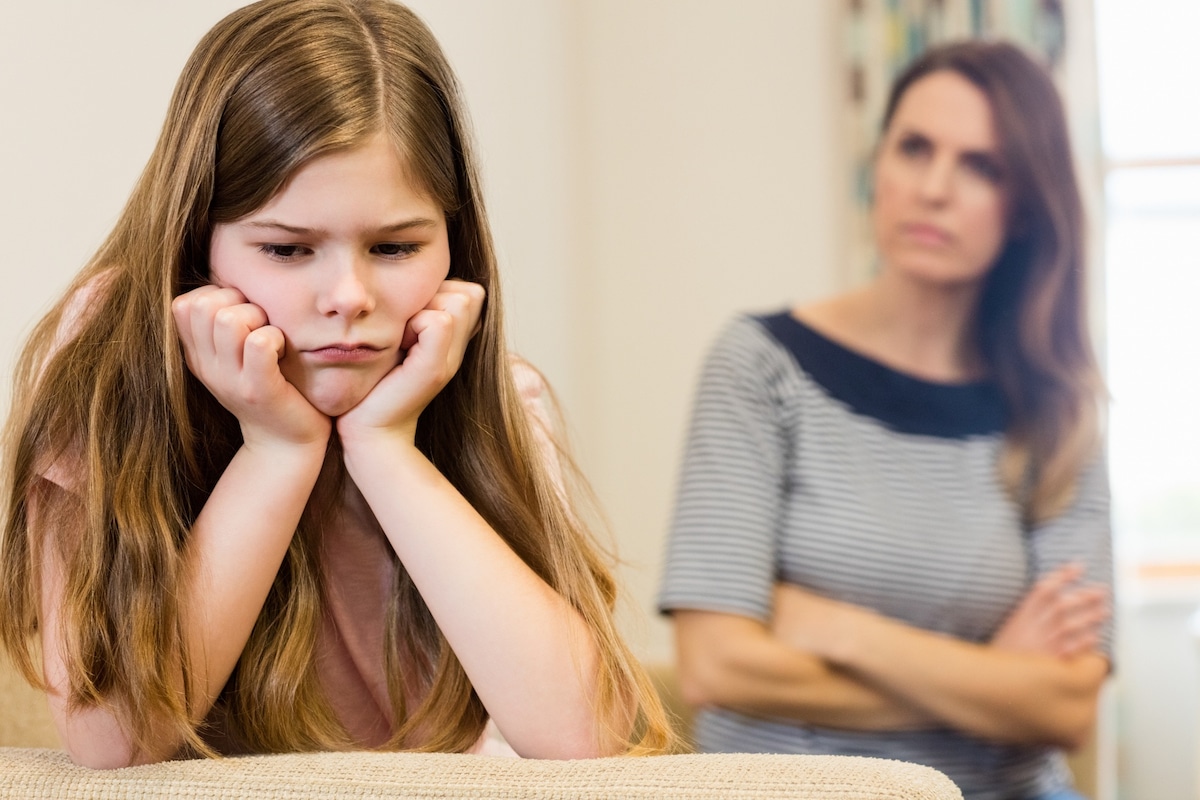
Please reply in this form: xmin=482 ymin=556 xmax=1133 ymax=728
xmin=659 ymin=40 xmax=1110 ymax=800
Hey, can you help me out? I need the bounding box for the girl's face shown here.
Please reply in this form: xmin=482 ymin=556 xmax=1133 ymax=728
xmin=209 ymin=133 xmax=451 ymax=417
xmin=872 ymin=70 xmax=1009 ymax=288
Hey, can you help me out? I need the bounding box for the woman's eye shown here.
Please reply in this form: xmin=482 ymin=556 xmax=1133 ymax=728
xmin=964 ymin=155 xmax=1003 ymax=183
xmin=897 ymin=135 xmax=930 ymax=157
xmin=260 ymin=244 xmax=309 ymax=260
xmin=372 ymin=242 xmax=419 ymax=258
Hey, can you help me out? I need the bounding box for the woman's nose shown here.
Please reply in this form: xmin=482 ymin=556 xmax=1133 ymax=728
xmin=917 ymin=157 xmax=954 ymax=205
xmin=317 ymin=255 xmax=376 ymax=319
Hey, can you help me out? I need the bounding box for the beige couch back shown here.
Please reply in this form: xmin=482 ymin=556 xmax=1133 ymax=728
xmin=0 ymin=651 xmax=60 ymax=748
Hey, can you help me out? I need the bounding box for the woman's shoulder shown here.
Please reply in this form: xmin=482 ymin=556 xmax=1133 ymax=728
xmin=704 ymin=310 xmax=802 ymax=369
xmin=732 ymin=305 xmax=1008 ymax=439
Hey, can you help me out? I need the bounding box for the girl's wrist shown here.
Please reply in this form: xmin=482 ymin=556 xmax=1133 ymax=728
xmin=337 ymin=419 xmax=417 ymax=452
xmin=339 ymin=424 xmax=423 ymax=473
xmin=240 ymin=429 xmax=331 ymax=463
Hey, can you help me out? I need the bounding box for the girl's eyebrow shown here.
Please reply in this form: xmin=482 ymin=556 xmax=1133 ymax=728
xmin=241 ymin=217 xmax=440 ymax=235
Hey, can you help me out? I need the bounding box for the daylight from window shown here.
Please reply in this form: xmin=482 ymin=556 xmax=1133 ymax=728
xmin=1096 ymin=0 xmax=1200 ymax=566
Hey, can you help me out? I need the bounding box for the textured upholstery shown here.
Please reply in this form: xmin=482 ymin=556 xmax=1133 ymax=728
xmin=0 ymin=654 xmax=962 ymax=798
xmin=0 ymin=748 xmax=963 ymax=799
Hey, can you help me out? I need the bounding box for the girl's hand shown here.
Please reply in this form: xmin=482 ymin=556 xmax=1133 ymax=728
xmin=337 ymin=280 xmax=485 ymax=446
xmin=172 ymin=285 xmax=331 ymax=449
xmin=991 ymin=563 xmax=1110 ymax=659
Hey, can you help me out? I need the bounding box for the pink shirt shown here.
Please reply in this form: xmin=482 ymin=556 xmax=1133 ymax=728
xmin=313 ymin=360 xmax=552 ymax=755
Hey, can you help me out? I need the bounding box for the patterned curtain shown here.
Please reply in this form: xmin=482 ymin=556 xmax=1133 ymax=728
xmin=843 ymin=0 xmax=1069 ymax=281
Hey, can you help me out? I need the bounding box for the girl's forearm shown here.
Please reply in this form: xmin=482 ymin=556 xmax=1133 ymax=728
xmin=46 ymin=438 xmax=326 ymax=767
xmin=45 ymin=438 xmax=327 ymax=768
xmin=180 ymin=438 xmax=328 ymax=712
xmin=343 ymin=433 xmax=621 ymax=758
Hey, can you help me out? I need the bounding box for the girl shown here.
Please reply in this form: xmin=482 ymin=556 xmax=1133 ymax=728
xmin=660 ymin=41 xmax=1110 ymax=800
xmin=0 ymin=0 xmax=671 ymax=768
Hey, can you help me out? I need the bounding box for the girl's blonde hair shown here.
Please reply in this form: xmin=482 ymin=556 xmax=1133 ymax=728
xmin=880 ymin=41 xmax=1106 ymax=524
xmin=1 ymin=0 xmax=672 ymax=758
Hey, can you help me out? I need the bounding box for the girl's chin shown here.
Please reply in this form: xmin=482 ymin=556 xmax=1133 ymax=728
xmin=301 ymin=386 xmax=373 ymax=418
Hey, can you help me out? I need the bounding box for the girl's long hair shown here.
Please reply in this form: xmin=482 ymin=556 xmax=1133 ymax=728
xmin=1 ymin=0 xmax=671 ymax=758
xmin=880 ymin=41 xmax=1105 ymax=524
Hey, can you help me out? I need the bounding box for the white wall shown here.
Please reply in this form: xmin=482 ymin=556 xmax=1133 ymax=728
xmin=0 ymin=2 xmax=246 ymax=412
xmin=568 ymin=0 xmax=844 ymax=659
xmin=0 ymin=1 xmax=844 ymax=664
xmin=405 ymin=0 xmax=583 ymax=414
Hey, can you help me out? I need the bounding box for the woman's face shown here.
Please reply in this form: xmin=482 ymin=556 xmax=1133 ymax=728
xmin=208 ymin=133 xmax=451 ymax=417
xmin=872 ymin=70 xmax=1009 ymax=288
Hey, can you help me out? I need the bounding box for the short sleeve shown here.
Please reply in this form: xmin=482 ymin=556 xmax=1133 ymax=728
xmin=658 ymin=317 xmax=793 ymax=623
xmin=1028 ymin=454 xmax=1115 ymax=660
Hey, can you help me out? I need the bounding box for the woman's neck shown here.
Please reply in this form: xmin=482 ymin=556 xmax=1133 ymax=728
xmin=797 ymin=272 xmax=985 ymax=383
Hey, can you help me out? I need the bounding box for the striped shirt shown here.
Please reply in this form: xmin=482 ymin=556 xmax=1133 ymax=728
xmin=658 ymin=312 xmax=1112 ymax=800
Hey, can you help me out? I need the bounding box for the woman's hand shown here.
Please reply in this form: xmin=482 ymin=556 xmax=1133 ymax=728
xmin=772 ymin=583 xmax=873 ymax=662
xmin=172 ymin=285 xmax=331 ymax=449
xmin=991 ymin=563 xmax=1110 ymax=658
xmin=774 ymin=567 xmax=1109 ymax=664
xmin=770 ymin=578 xmax=1109 ymax=747
xmin=337 ymin=280 xmax=485 ymax=446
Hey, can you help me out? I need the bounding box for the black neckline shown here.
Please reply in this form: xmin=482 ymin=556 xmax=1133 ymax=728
xmin=756 ymin=311 xmax=1007 ymax=438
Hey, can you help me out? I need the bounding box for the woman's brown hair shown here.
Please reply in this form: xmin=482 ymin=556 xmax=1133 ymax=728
xmin=880 ymin=40 xmax=1105 ymax=524
xmin=1 ymin=0 xmax=671 ymax=759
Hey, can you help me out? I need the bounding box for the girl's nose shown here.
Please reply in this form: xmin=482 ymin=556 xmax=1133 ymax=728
xmin=317 ymin=255 xmax=375 ymax=319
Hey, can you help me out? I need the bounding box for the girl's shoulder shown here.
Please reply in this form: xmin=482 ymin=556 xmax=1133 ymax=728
xmin=506 ymin=355 xmax=567 ymax=490
xmin=49 ymin=268 xmax=118 ymax=352
xmin=508 ymin=355 xmax=555 ymax=431
xmin=31 ymin=269 xmax=119 ymax=493
xmin=508 ymin=354 xmax=546 ymax=404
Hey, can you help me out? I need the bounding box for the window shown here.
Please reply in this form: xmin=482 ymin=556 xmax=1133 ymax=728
xmin=1096 ymin=0 xmax=1200 ymax=571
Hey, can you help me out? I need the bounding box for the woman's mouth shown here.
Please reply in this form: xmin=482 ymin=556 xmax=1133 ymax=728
xmin=901 ymin=222 xmax=954 ymax=246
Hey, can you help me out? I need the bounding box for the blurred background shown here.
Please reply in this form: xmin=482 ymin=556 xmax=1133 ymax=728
xmin=1 ymin=2 xmax=1197 ymax=797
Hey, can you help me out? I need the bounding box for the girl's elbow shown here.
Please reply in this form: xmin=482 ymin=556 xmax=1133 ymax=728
xmin=513 ymin=727 xmax=608 ymax=760
xmin=64 ymin=739 xmax=140 ymax=770
xmin=57 ymin=716 xmax=172 ymax=770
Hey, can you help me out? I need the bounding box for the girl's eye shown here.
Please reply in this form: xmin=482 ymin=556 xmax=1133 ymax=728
xmin=372 ymin=242 xmax=419 ymax=258
xmin=260 ymin=244 xmax=310 ymax=260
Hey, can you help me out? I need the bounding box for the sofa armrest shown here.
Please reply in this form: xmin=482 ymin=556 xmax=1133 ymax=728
xmin=0 ymin=747 xmax=961 ymax=799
